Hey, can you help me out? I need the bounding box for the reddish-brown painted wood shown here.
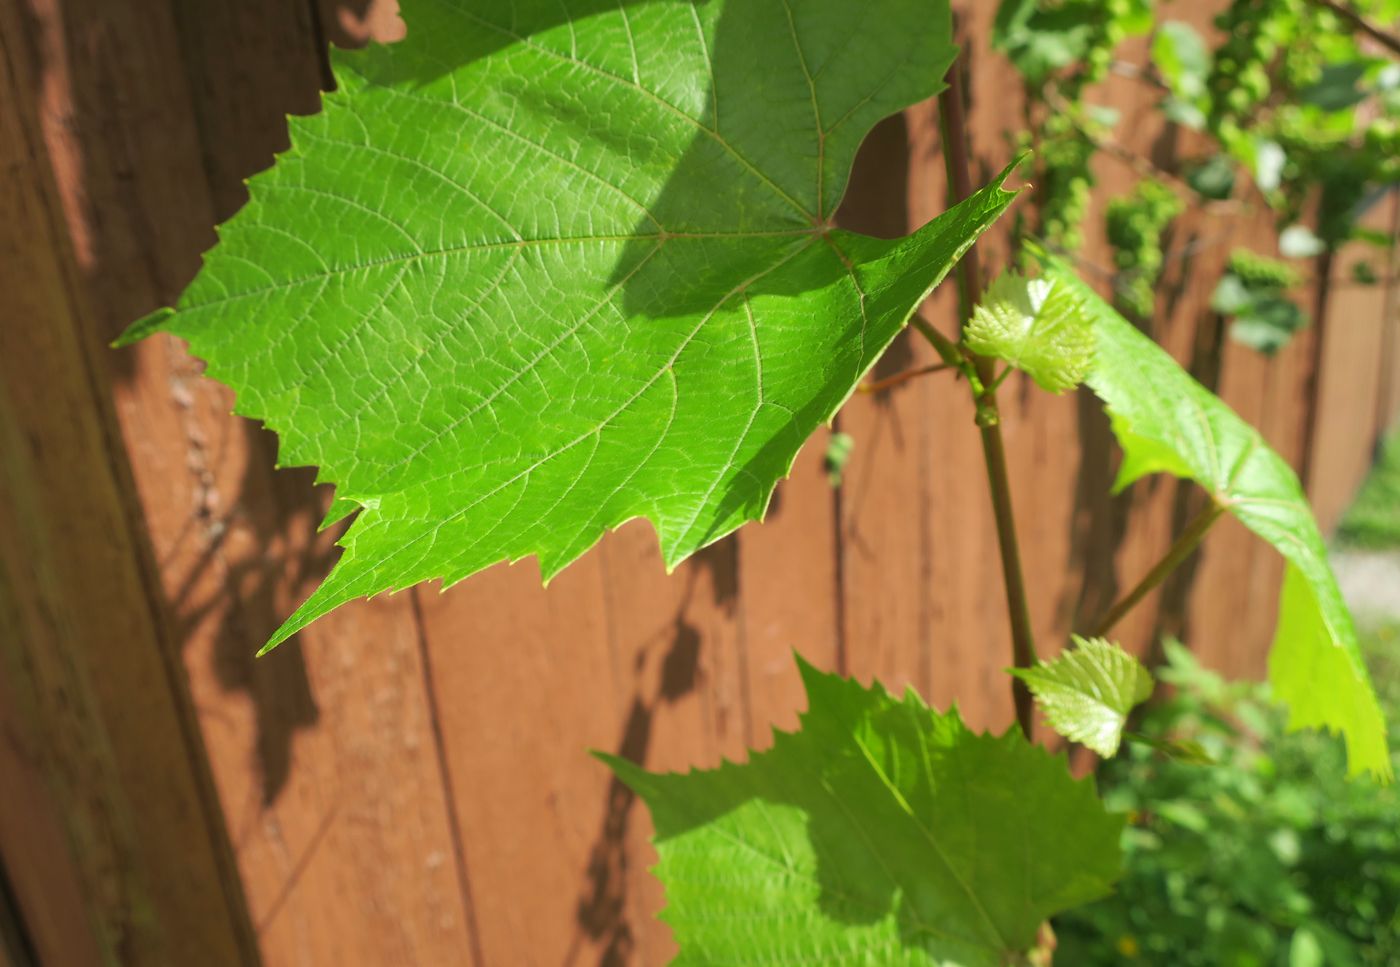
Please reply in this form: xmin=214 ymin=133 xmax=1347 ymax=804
xmin=410 ymin=559 xmax=620 ymax=967
xmin=1309 ymin=198 xmax=1400 ymax=531
xmin=0 ymin=5 xmax=254 ymax=961
xmin=737 ymin=442 xmax=842 ymax=741
xmin=8 ymin=0 xmax=476 ymax=962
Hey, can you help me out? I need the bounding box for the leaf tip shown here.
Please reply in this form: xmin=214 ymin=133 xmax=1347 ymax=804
xmin=113 ymin=306 xmax=175 ymax=348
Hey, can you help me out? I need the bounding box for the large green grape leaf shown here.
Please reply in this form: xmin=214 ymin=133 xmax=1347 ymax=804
xmin=117 ymin=0 xmax=1016 ymax=650
xmin=602 ymin=657 xmax=1123 ymax=965
xmin=1046 ymin=263 xmax=1390 ymax=780
xmin=1010 ymin=636 xmax=1153 ymax=757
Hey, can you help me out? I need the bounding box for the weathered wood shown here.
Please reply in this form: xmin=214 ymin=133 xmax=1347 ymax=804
xmin=0 ymin=7 xmax=255 ymax=962
xmin=7 ymin=0 xmax=479 ymax=962
xmin=411 ymin=559 xmax=616 ymax=967
xmin=835 ymin=107 xmax=948 ymax=704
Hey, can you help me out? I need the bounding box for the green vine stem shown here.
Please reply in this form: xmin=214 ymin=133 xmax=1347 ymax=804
xmin=858 ymin=361 xmax=955 ymax=395
xmin=1088 ymin=498 xmax=1226 ymax=637
xmin=1307 ymin=0 xmax=1400 ymax=56
xmin=931 ymin=56 xmax=1039 ymax=738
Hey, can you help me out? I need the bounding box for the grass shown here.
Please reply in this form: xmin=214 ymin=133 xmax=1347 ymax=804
xmin=1337 ymin=428 xmax=1400 ymax=550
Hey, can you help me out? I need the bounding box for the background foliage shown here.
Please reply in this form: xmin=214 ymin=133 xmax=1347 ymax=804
xmin=1056 ymin=632 xmax=1400 ymax=965
xmin=999 ymin=0 xmax=1400 ymax=348
xmin=1337 ymin=428 xmax=1400 ymax=549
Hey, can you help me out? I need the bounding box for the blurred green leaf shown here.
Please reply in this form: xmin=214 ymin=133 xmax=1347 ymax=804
xmin=1300 ymin=62 xmax=1371 ymax=112
xmin=1044 ymin=261 xmax=1389 ymax=780
xmin=1186 ymin=154 xmax=1238 ymax=200
xmin=1153 ymin=21 xmax=1211 ymax=101
xmin=1280 ymin=225 xmax=1327 ymax=258
xmin=1229 ymin=297 xmax=1308 ymax=354
xmin=824 ymin=432 xmax=855 ymax=488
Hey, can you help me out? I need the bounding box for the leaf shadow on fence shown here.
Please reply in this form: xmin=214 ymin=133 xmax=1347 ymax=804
xmin=568 ymin=542 xmax=735 ymax=967
xmin=23 ymin=0 xmax=386 ymax=807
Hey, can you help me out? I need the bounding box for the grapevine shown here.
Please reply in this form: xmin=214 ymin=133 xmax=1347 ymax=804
xmin=1106 ymin=179 xmax=1185 ymax=319
xmin=997 ymin=0 xmax=1400 ymax=352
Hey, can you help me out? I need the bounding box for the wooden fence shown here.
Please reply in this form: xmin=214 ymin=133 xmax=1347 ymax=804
xmin=2 ymin=0 xmax=1398 ymax=964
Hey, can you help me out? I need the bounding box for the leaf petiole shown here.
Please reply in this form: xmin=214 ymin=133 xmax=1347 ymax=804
xmin=858 ymin=362 xmax=957 ymax=395
xmin=935 ymin=57 xmax=1039 ymax=736
xmin=1088 ymin=498 xmax=1225 ymax=637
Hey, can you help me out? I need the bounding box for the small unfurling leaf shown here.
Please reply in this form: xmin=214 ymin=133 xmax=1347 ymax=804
xmin=966 ymin=271 xmax=1095 ymax=393
xmin=1012 ymin=636 xmax=1153 ymax=757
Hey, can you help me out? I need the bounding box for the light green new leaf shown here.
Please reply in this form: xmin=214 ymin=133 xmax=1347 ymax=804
xmin=603 ymin=657 xmax=1123 ymax=966
xmin=1011 ymin=636 xmax=1153 ymax=757
xmin=1045 ymin=263 xmax=1390 ymax=779
xmin=1152 ymin=21 xmax=1210 ymax=103
xmin=966 ymin=270 xmax=1095 ymax=392
xmin=117 ymin=0 xmax=1018 ymax=649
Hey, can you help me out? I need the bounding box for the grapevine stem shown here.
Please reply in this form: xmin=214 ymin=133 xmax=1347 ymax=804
xmin=934 ymin=57 xmax=1038 ymax=738
xmin=1088 ymin=499 xmax=1225 ymax=638
xmin=910 ymin=314 xmax=966 ymax=369
xmin=1307 ymin=0 xmax=1400 ymax=56
xmin=858 ymin=362 xmax=955 ymax=395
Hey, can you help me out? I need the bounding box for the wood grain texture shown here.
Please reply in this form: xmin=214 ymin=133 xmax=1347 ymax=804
xmin=1381 ymin=196 xmax=1400 ymax=431
xmin=10 ymin=0 xmax=476 ymax=962
xmin=835 ymin=107 xmax=947 ymax=704
xmin=0 ymin=6 xmax=254 ymax=962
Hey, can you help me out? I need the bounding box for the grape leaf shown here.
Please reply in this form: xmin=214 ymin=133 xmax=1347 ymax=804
xmin=1152 ymin=21 xmax=1210 ymax=104
xmin=116 ymin=0 xmax=1018 ymax=649
xmin=1011 ymin=636 xmax=1153 ymax=757
xmin=966 ymin=270 xmax=1095 ymax=393
xmin=1045 ymin=263 xmax=1390 ymax=780
xmin=602 ymin=656 xmax=1123 ymax=966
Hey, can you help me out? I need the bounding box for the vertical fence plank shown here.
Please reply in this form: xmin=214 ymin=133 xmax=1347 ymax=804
xmin=835 ymin=109 xmax=946 ymax=704
xmin=411 ymin=523 xmax=748 ymax=966
xmin=597 ymin=528 xmax=749 ymax=965
xmin=1381 ymin=196 xmax=1400 ymax=430
xmin=1307 ymin=197 xmax=1400 ymax=531
xmin=152 ymin=4 xmax=478 ymax=963
xmin=0 ymin=11 xmax=255 ymax=961
xmin=408 ymin=560 xmax=619 ymax=967
xmin=737 ymin=444 xmax=841 ymax=739
xmin=13 ymin=0 xmax=479 ymax=961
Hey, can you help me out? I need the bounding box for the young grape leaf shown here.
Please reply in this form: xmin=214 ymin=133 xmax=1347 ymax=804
xmin=1152 ymin=21 xmax=1210 ymax=104
xmin=1011 ymin=636 xmax=1153 ymax=757
xmin=993 ymin=0 xmax=1098 ymax=85
xmin=116 ymin=0 xmax=1019 ymax=649
xmin=1212 ymin=252 xmax=1309 ymax=355
xmin=602 ymin=657 xmax=1123 ymax=966
xmin=1044 ymin=262 xmax=1390 ymax=780
xmin=966 ymin=270 xmax=1095 ymax=392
